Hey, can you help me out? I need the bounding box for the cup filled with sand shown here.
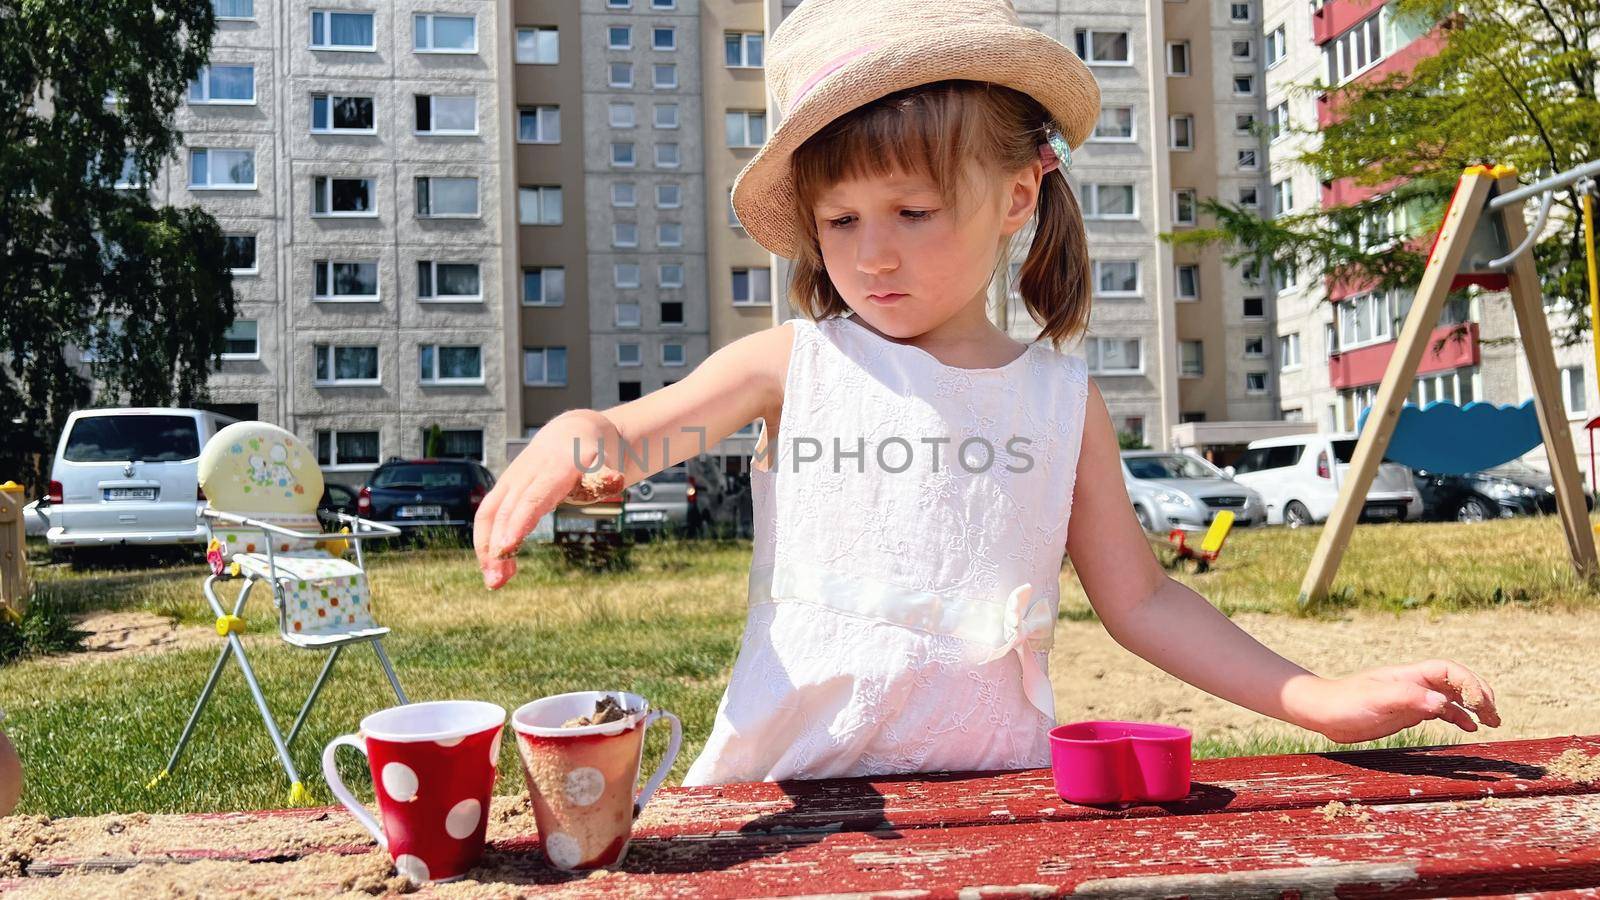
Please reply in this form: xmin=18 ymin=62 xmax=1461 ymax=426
xmin=510 ymin=690 xmax=682 ymax=871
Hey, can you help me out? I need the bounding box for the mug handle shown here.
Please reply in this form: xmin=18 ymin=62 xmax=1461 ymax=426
xmin=632 ymin=710 xmax=683 ymax=819
xmin=323 ymin=733 xmax=387 ymax=849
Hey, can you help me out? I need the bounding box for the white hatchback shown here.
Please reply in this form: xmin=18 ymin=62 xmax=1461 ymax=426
xmin=41 ymin=408 xmax=238 ymax=557
xmin=1227 ymin=433 xmax=1423 ymax=528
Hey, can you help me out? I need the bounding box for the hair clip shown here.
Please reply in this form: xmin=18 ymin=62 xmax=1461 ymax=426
xmin=1039 ymin=126 xmax=1072 ymax=178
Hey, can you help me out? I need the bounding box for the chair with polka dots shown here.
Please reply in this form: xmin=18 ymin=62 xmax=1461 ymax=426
xmin=149 ymin=420 xmax=408 ymax=806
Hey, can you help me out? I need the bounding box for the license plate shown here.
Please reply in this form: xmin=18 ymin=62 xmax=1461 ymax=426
xmin=627 ymin=510 xmax=667 ymax=522
xmin=106 ymin=488 xmax=156 ymax=501
xmin=1365 ymin=505 xmax=1399 ymax=519
xmin=397 ymin=505 xmax=443 ymax=518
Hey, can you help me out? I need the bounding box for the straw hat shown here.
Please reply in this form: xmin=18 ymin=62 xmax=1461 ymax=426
xmin=731 ymin=0 xmax=1102 ymax=259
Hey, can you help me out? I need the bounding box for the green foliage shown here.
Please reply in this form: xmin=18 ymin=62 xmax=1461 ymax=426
xmin=0 ymin=589 xmax=88 ymax=665
xmin=1117 ymin=430 xmax=1149 ymax=450
xmin=0 ymin=1 xmax=232 ymax=495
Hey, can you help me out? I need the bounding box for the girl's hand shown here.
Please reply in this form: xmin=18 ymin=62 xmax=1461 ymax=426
xmin=1292 ymin=659 xmax=1501 ymax=744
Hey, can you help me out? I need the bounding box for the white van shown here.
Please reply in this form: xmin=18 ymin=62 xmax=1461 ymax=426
xmin=42 ymin=408 xmax=239 ymax=557
xmin=1227 ymin=433 xmax=1423 ymax=528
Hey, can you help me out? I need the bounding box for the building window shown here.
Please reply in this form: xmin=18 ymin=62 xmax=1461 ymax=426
xmin=660 ymin=300 xmax=684 ymax=324
xmin=1279 ymin=333 xmax=1303 ymax=369
xmin=1085 ymin=183 xmax=1136 ymax=219
xmin=519 ymin=186 xmax=562 ymax=225
xmin=223 ymin=234 xmax=257 ymax=274
xmin=1173 ymin=189 xmax=1197 ymax=226
xmin=188 ymin=65 xmax=254 ymax=104
xmin=1239 ymin=185 xmax=1260 ymax=207
xmin=519 ymin=105 xmax=561 ymax=143
xmin=1087 ymin=338 xmax=1143 ymax=375
xmin=112 ymin=151 xmax=144 ymax=189
xmin=417 ymin=261 xmax=481 ymax=301
xmin=1169 ymin=115 xmax=1194 ymax=150
xmin=522 ymin=267 xmax=565 ymax=306
xmin=662 ymin=343 xmax=685 ymax=366
xmin=1074 ymin=29 xmax=1132 ymax=64
xmin=652 ymin=26 xmax=675 ymax=51
xmin=1230 ymin=1 xmax=1251 ymax=22
xmin=1243 ymin=295 xmax=1265 ymax=318
xmin=608 ymin=25 xmax=632 ymax=50
xmin=214 ymin=0 xmax=254 ymax=20
xmin=314 ymin=345 xmax=380 ymax=384
xmin=310 ymin=10 xmax=375 ymax=51
xmin=611 ymin=141 xmax=636 ymax=167
xmin=612 ymin=182 xmax=637 ymax=207
xmin=609 ymin=62 xmax=635 ymax=88
xmin=614 ymin=263 xmax=641 ymax=288
xmin=312 ymin=94 xmax=375 ymax=133
xmin=1265 ymin=24 xmax=1287 ymax=68
xmin=1166 ymin=41 xmax=1190 ymax=76
xmin=1094 ymin=260 xmax=1141 ymax=297
xmin=1233 ymin=75 xmax=1256 ymax=96
xmin=658 ymin=222 xmax=682 ymax=247
xmin=1232 ymin=39 xmax=1254 ymax=61
xmin=731 ymin=267 xmax=770 ymax=305
xmin=726 ymin=31 xmax=763 ymax=67
xmin=1092 ymin=106 xmax=1135 ymax=141
xmin=725 ymin=110 xmax=766 ymax=148
xmin=422 ymin=429 xmax=484 ymax=463
xmin=189 ymin=148 xmax=256 ymax=189
xmin=221 ymin=320 xmax=259 ymax=359
xmin=316 ymin=430 xmax=380 ymax=467
xmin=655 ymin=142 xmax=680 ymax=167
xmin=312 ymin=176 xmax=376 ymax=216
xmin=615 ymin=302 xmax=642 ymax=328
xmin=613 ymin=222 xmax=638 ymax=247
xmin=1338 ymin=291 xmax=1394 ymax=349
xmin=617 ymin=343 xmax=642 ymax=367
xmin=609 ymin=102 xmax=635 ymax=129
xmin=1238 ymin=148 xmax=1259 ymax=170
xmin=1176 ymin=263 xmax=1199 ymax=301
xmin=1272 ymin=178 xmax=1294 ymax=216
xmin=1325 ymin=12 xmax=1385 ymax=85
xmin=415 ymin=176 xmax=479 ymax=218
xmin=656 ymin=183 xmax=681 ymax=208
xmin=1234 ymin=112 xmax=1256 ymax=136
xmin=1246 ymin=372 xmax=1269 ymax=394
xmin=419 ymin=345 xmax=484 ymax=384
xmin=653 ymin=63 xmax=677 ymax=89
xmin=515 ymin=27 xmax=558 ymax=65
xmin=1564 ymin=366 xmax=1587 ymax=414
xmin=313 ymin=260 xmax=379 ymax=301
xmin=415 ymin=95 xmax=477 ymax=134
xmin=1244 ymin=335 xmax=1267 ymax=357
xmin=619 ymin=381 xmax=642 ymax=402
xmin=659 ymin=264 xmax=683 ymax=288
xmin=1267 ymin=101 xmax=1289 ymax=141
xmin=727 ymin=188 xmax=742 ymax=228
xmin=523 ymin=347 xmax=568 ymax=386
xmin=1180 ymin=340 xmax=1204 ymax=377
xmin=654 ymin=103 xmax=679 ymax=129
xmin=414 ymin=14 xmax=477 ymax=53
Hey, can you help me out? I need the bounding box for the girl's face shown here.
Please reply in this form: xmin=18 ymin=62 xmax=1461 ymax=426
xmin=812 ymin=157 xmax=1041 ymax=339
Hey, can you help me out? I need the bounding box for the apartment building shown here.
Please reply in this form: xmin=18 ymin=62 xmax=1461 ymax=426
xmin=172 ymin=0 xmax=510 ymax=483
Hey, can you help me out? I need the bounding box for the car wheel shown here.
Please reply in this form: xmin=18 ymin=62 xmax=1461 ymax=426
xmin=1134 ymin=506 xmax=1154 ymax=532
xmin=1284 ymin=501 xmax=1312 ymax=529
xmin=1456 ymin=496 xmax=1493 ymax=523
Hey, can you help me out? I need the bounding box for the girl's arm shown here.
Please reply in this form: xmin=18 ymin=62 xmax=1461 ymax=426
xmin=1065 ymin=380 xmax=1500 ymax=743
xmin=474 ymin=323 xmax=793 ymax=588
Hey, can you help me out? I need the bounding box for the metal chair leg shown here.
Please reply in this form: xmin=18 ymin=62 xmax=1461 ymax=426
xmin=152 ymin=639 xmax=234 ymax=787
xmin=286 ymin=644 xmax=342 ymax=748
xmin=227 ymin=631 xmax=305 ymax=798
xmin=372 ymin=639 xmax=409 ymax=704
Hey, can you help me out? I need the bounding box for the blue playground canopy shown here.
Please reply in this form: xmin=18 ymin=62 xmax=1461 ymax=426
xmin=1355 ymin=400 xmax=1543 ymax=475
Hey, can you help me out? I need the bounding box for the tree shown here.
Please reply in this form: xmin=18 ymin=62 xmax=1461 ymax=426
xmin=0 ymin=1 xmax=233 ymax=494
xmin=1170 ymin=0 xmax=1600 ymax=344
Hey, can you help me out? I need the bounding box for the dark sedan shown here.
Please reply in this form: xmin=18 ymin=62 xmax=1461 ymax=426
xmin=357 ymin=458 xmax=494 ymax=538
xmin=1413 ymin=462 xmax=1594 ymax=522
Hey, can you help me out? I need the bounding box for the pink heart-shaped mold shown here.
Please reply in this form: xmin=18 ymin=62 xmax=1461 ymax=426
xmin=1048 ymin=720 xmax=1193 ymax=805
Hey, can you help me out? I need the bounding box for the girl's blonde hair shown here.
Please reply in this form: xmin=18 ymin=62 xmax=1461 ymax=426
xmin=787 ymin=80 xmax=1092 ymax=349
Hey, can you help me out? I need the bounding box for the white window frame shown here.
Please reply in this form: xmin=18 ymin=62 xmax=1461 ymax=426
xmin=652 ymin=26 xmax=675 ymax=51
xmin=313 ymin=344 xmax=381 ymax=385
xmin=312 ymin=175 xmax=377 ymax=218
xmin=612 ymin=182 xmax=637 ymax=208
xmin=311 ymin=93 xmax=377 ymax=134
xmin=1085 ymin=183 xmax=1138 ymax=220
xmin=1244 ymin=295 xmax=1266 ymax=319
xmin=1180 ymin=340 xmax=1204 ymax=377
xmin=608 ymin=25 xmax=632 ymax=49
xmin=725 ymin=110 xmax=766 ymax=148
xmin=1339 ymin=291 xmax=1394 ymax=350
xmin=1234 ymin=112 xmax=1255 ymax=136
xmin=613 ymin=222 xmax=638 ymax=248
xmin=662 ymin=343 xmax=685 ymax=367
xmin=658 ymin=263 xmax=684 ymax=288
xmin=609 ymin=101 xmax=635 ymax=129
xmin=1169 ymin=115 xmax=1195 ymax=150
xmin=1091 ymin=106 xmax=1136 ymax=142
xmin=1093 ymin=260 xmax=1142 ymax=298
xmin=1232 ymin=39 xmax=1254 ymax=61
xmin=657 ymin=222 xmax=683 ymax=247
xmin=515 ymin=27 xmax=559 ymax=65
xmin=1233 ymin=74 xmax=1256 ymax=97
xmin=725 ymin=31 xmax=763 ymax=68
xmin=224 ymin=234 xmax=258 ymax=275
xmin=214 ymin=0 xmax=255 ymax=22
xmin=1268 ymin=101 xmax=1289 ymax=142
xmin=1238 ymin=148 xmax=1260 ymax=171
xmin=189 ymin=148 xmax=256 ymax=190
xmin=1230 ymin=1 xmax=1252 ymax=22
xmin=309 ymin=10 xmax=376 ymax=52
xmin=220 ymin=319 xmax=260 ymax=360
xmin=189 ymin=65 xmax=256 ymax=105
xmin=653 ymin=103 xmax=679 ymax=129
xmin=1239 ymin=185 xmax=1260 ymax=208
xmin=415 ymin=94 xmax=478 ymax=136
xmin=1075 ymin=28 xmax=1133 ymax=66
xmin=652 ymin=63 xmax=678 ymax=89
xmin=656 ymin=183 xmax=681 ymax=208
xmin=609 ymin=62 xmax=634 ymax=88
xmin=1245 ymin=371 xmax=1269 ymax=394
xmin=1272 ymin=178 xmax=1295 ymax=217
xmin=1166 ymin=41 xmax=1190 ymax=76
xmin=1087 ymin=337 xmax=1144 ymax=375
xmin=1172 ymin=189 xmax=1197 ymax=226
xmin=316 ymin=429 xmax=382 ymax=470
xmin=1279 ymin=332 xmax=1303 ymax=371
xmin=522 ymin=266 xmax=565 ymax=306
xmin=731 ymin=267 xmax=771 ymax=306
xmin=1563 ymin=365 xmax=1588 ymax=415
xmin=1244 ymin=335 xmax=1268 ymax=358
xmin=523 ymin=347 xmax=568 ymax=386
xmin=614 ymin=263 xmax=641 ymax=289
xmin=312 ymin=259 xmax=380 ymax=302
xmin=519 ymin=185 xmax=563 ymax=225
xmin=415 ymin=176 xmax=480 ymax=219
xmin=616 ymin=302 xmax=642 ymax=328
xmin=1175 ymin=263 xmax=1200 ymax=301
xmin=416 ymin=260 xmax=483 ymax=303
xmin=1265 ymin=24 xmax=1287 ymax=69
xmin=518 ymin=105 xmax=561 ymax=144
xmin=421 ymin=428 xmax=485 ymax=464
xmin=617 ymin=342 xmax=642 ymax=367
xmin=418 ymin=344 xmax=485 ymax=385
xmin=413 ymin=13 xmax=478 ymax=54
xmin=611 ymin=141 xmax=636 ymax=168
xmin=655 ymin=142 xmax=680 ymax=168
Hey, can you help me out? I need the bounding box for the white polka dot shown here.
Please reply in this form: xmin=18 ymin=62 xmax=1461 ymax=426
xmin=563 ymin=766 xmax=605 ymax=807
xmin=489 ymin=732 xmax=503 ymax=768
xmin=544 ymin=831 xmax=583 ymax=870
xmin=394 ymin=853 xmax=431 ymax=883
xmin=445 ymin=798 xmax=482 ymax=840
xmin=435 ymin=735 xmax=464 ymax=748
xmin=381 ymin=762 xmax=419 ymax=803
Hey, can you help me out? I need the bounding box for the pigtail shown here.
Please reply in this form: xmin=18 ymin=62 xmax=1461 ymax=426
xmin=1017 ymin=164 xmax=1092 ymax=351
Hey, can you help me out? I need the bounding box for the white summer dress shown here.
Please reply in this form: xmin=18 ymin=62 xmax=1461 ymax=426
xmin=680 ymin=314 xmax=1090 ymax=786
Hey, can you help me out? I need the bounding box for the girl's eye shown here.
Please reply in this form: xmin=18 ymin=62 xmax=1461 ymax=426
xmin=824 ymin=210 xmax=934 ymax=229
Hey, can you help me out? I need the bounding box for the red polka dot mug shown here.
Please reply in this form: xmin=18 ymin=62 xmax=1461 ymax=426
xmin=322 ymin=700 xmax=506 ymax=884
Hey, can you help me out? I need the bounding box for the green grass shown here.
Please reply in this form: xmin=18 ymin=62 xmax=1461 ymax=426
xmin=6 ymin=513 xmax=1595 ymax=817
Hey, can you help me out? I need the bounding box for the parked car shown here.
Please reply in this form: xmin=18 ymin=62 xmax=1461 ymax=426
xmin=1414 ymin=462 xmax=1595 ymax=522
xmin=1121 ymin=451 xmax=1266 ymax=533
xmin=41 ymin=407 xmax=238 ymax=560
xmin=356 ymin=458 xmax=495 ymax=539
xmin=621 ymin=462 xmax=708 ymax=537
xmin=1227 ymin=433 xmax=1423 ymax=528
xmin=317 ymin=483 xmax=360 ymax=530
xmin=22 ymin=500 xmax=46 ymax=537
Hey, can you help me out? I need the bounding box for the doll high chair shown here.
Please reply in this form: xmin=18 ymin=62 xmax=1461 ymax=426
xmin=150 ymin=421 xmax=406 ymax=804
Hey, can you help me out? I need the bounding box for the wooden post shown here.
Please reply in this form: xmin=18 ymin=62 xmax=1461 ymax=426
xmin=1297 ymin=171 xmax=1495 ymax=607
xmin=0 ymin=482 xmax=29 ymax=617
xmin=1497 ymin=172 xmax=1599 ymax=577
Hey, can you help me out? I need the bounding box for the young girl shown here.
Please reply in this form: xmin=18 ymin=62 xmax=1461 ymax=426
xmin=475 ymin=0 xmax=1499 ymax=785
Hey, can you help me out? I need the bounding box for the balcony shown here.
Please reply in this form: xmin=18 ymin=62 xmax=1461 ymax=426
xmin=1328 ymin=321 xmax=1479 ymax=389
xmin=1311 ymin=0 xmax=1387 ymax=46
